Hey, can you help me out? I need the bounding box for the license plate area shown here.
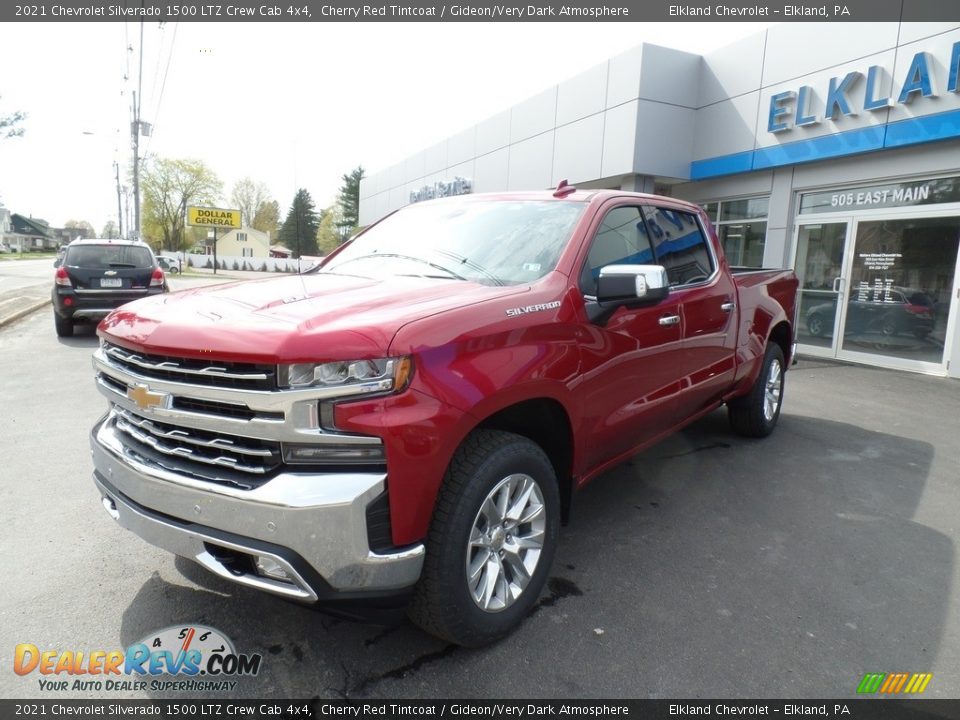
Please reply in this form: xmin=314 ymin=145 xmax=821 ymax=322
xmin=100 ymin=278 xmax=123 ymax=288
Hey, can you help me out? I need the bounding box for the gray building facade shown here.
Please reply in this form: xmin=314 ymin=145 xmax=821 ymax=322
xmin=359 ymin=22 xmax=960 ymax=378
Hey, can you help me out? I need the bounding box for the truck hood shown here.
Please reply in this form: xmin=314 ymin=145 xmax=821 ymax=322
xmin=99 ymin=272 xmax=528 ymax=363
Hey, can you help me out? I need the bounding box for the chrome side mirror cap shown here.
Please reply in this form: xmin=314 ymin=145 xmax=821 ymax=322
xmin=597 ymin=264 xmax=670 ymax=306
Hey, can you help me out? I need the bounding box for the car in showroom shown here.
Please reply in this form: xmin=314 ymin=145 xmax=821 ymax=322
xmin=52 ymin=238 xmax=168 ymax=337
xmin=806 ymin=287 xmax=936 ymax=339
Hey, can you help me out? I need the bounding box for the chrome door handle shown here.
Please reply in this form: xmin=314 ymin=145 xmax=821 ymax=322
xmin=832 ymin=277 xmax=844 ymax=293
xmin=721 ymin=302 xmax=736 ymax=313
xmin=659 ymin=315 xmax=681 ymax=326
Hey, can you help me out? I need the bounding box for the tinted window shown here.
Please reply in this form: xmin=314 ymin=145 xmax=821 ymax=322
xmin=65 ymin=245 xmax=154 ymax=269
xmin=579 ymin=206 xmax=655 ymax=295
xmin=641 ymin=206 xmax=714 ymax=286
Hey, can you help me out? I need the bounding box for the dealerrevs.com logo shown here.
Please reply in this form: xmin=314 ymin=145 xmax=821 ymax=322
xmin=13 ymin=625 xmax=262 ymax=693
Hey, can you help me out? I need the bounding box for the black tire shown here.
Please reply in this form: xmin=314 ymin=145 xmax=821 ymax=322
xmin=912 ymin=329 xmax=930 ymax=340
xmin=408 ymin=429 xmax=560 ymax=647
xmin=728 ymin=343 xmax=785 ymax=438
xmin=54 ymin=312 xmax=73 ymax=337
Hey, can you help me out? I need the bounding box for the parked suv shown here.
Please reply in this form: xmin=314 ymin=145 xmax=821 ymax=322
xmin=52 ymin=239 xmax=167 ymax=337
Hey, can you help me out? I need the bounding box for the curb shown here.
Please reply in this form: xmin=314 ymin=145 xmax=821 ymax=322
xmin=0 ymin=298 xmax=50 ymax=329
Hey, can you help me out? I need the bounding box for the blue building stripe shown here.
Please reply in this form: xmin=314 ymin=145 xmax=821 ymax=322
xmin=690 ymin=107 xmax=960 ymax=180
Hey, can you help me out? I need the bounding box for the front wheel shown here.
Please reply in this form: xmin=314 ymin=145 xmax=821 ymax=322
xmin=408 ymin=429 xmax=560 ymax=647
xmin=728 ymin=343 xmax=785 ymax=438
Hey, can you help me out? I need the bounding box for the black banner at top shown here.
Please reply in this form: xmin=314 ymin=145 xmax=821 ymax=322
xmin=2 ymin=0 xmax=958 ymax=23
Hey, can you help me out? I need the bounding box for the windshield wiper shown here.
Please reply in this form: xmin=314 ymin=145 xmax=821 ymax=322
xmin=429 ymin=248 xmax=504 ymax=286
xmin=327 ymin=254 xmax=468 ymax=281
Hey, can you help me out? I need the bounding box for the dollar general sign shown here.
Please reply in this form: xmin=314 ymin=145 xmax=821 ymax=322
xmin=187 ymin=206 xmax=241 ymax=229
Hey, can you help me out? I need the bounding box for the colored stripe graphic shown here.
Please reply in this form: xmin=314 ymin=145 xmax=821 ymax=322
xmin=858 ymin=672 xmax=933 ymax=694
xmin=857 ymin=673 xmax=886 ymax=693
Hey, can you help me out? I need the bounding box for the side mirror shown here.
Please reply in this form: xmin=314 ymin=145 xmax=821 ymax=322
xmin=53 ymin=258 xmax=63 ymax=268
xmin=597 ymin=264 xmax=669 ymax=306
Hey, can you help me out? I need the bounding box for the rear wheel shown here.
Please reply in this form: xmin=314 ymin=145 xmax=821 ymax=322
xmin=728 ymin=343 xmax=785 ymax=438
xmin=408 ymin=429 xmax=559 ymax=647
xmin=806 ymin=314 xmax=825 ymax=337
xmin=54 ymin=312 xmax=73 ymax=337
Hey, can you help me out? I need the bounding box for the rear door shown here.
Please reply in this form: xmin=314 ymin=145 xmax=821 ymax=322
xmin=640 ymin=205 xmax=738 ymax=416
xmin=65 ymin=244 xmax=156 ymax=291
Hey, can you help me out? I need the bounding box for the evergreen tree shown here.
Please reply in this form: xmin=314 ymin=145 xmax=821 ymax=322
xmin=279 ymin=189 xmax=320 ymax=257
xmin=336 ymin=166 xmax=365 ymax=240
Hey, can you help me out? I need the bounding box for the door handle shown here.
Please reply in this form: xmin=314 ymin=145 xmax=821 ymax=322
xmin=659 ymin=315 xmax=681 ymax=326
xmin=832 ymin=277 xmax=844 ymax=293
xmin=721 ymin=301 xmax=735 ymax=313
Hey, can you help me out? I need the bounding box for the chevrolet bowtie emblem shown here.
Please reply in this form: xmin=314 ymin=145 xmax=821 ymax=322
xmin=127 ymin=383 xmax=169 ymax=411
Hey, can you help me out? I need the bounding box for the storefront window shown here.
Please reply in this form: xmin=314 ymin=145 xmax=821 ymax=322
xmin=703 ymin=197 xmax=769 ymax=267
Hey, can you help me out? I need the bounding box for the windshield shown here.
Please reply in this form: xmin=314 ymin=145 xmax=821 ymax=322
xmin=322 ymin=199 xmax=585 ymax=286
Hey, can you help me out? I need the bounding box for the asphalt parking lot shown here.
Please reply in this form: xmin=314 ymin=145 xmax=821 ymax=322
xmin=1 ymin=307 xmax=958 ymax=700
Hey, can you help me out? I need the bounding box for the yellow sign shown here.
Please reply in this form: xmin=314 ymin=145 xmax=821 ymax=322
xmin=187 ymin=206 xmax=241 ymax=229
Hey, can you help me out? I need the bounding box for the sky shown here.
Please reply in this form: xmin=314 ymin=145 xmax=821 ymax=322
xmin=0 ymin=21 xmax=775 ymax=233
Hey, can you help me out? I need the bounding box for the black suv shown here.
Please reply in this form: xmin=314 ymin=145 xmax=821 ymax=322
xmin=52 ymin=239 xmax=168 ymax=337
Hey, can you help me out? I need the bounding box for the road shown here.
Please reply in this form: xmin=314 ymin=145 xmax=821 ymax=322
xmin=1 ymin=304 xmax=958 ymax=701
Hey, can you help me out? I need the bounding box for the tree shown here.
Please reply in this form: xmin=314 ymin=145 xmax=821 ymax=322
xmin=230 ymin=177 xmax=271 ymax=228
xmin=101 ymin=220 xmax=120 ymax=239
xmin=65 ymin=219 xmax=96 ymax=239
xmin=252 ymin=199 xmax=280 ymax=240
xmin=141 ymin=157 xmax=222 ymax=251
xmin=316 ymin=206 xmax=342 ymax=255
xmin=0 ymin=96 xmax=26 ymax=139
xmin=336 ymin=166 xmax=365 ymax=240
xmin=279 ymin=189 xmax=320 ymax=258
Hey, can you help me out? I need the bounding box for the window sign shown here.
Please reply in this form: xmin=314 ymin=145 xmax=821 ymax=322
xmin=799 ymin=176 xmax=960 ymax=214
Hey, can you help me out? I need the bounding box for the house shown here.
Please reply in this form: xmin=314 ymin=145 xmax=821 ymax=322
xmin=4 ymin=213 xmax=57 ymax=252
xmin=204 ymin=227 xmax=270 ymax=258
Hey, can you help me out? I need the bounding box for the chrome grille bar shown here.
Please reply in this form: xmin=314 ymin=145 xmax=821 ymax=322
xmin=113 ymin=406 xmax=273 ymax=457
xmin=105 ymin=344 xmax=269 ymax=381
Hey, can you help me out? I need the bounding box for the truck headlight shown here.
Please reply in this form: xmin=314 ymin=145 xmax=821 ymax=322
xmin=278 ymin=356 xmax=413 ymax=393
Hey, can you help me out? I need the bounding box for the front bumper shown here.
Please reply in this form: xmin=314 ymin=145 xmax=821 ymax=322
xmin=91 ymin=417 xmax=424 ymax=602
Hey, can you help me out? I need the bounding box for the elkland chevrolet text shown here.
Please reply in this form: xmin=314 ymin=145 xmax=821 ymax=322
xmin=90 ymin=187 xmax=798 ymax=646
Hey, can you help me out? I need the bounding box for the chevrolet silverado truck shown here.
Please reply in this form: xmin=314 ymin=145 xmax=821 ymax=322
xmin=90 ymin=186 xmax=798 ymax=647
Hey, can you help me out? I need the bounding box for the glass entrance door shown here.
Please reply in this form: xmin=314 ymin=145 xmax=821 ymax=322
xmin=837 ymin=216 xmax=960 ymax=370
xmin=794 ymin=222 xmax=849 ymax=355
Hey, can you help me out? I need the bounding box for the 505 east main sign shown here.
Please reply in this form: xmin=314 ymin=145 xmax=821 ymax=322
xmin=768 ymin=41 xmax=960 ymax=134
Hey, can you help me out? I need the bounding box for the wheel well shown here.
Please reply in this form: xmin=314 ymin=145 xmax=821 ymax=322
xmin=769 ymin=320 xmax=792 ymax=364
xmin=477 ymin=398 xmax=574 ymax=524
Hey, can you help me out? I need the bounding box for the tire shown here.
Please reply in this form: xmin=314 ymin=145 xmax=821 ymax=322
xmin=728 ymin=343 xmax=785 ymax=438
xmin=54 ymin=312 xmax=73 ymax=337
xmin=880 ymin=317 xmax=898 ymax=336
xmin=806 ymin=314 xmax=825 ymax=337
xmin=408 ymin=429 xmax=560 ymax=647
xmin=912 ymin=329 xmax=930 ymax=340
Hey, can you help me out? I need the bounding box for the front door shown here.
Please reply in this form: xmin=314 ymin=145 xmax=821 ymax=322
xmin=836 ymin=215 xmax=960 ymax=372
xmin=794 ymin=221 xmax=850 ymax=356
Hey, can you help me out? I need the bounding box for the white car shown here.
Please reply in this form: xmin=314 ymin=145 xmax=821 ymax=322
xmin=156 ymin=255 xmax=181 ymax=274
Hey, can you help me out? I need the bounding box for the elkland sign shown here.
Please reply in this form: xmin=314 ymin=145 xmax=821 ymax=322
xmin=768 ymin=41 xmax=960 ymax=133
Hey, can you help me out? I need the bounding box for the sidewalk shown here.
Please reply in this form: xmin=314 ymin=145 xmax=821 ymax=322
xmin=0 ymin=283 xmax=49 ymax=329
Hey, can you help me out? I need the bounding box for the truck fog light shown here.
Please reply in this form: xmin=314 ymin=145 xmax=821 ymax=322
xmin=254 ymin=556 xmax=292 ymax=582
xmin=282 ymin=443 xmax=385 ymax=464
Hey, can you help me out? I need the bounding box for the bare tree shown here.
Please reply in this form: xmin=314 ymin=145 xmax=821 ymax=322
xmin=230 ymin=177 xmax=271 ymax=228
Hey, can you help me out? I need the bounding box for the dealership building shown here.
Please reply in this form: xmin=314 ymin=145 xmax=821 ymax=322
xmin=358 ymin=22 xmax=960 ymax=378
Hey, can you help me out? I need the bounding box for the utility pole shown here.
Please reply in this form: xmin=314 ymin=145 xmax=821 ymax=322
xmin=130 ymin=20 xmax=144 ymax=241
xmin=114 ymin=161 xmax=124 ymax=238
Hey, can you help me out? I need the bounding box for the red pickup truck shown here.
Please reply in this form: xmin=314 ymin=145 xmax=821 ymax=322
xmin=90 ymin=187 xmax=798 ymax=647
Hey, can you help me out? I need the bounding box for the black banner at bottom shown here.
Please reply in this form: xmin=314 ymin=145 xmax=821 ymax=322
xmin=2 ymin=700 xmax=959 ymax=720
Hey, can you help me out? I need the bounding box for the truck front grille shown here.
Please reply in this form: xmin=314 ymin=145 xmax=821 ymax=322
xmin=103 ymin=342 xmax=276 ymax=390
xmin=112 ymin=405 xmax=282 ymax=483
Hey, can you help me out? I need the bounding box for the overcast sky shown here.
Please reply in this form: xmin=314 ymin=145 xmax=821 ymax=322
xmin=0 ymin=21 xmax=774 ymax=232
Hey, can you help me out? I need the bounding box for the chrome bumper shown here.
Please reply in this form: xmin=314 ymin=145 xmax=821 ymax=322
xmin=91 ymin=418 xmax=424 ymax=599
